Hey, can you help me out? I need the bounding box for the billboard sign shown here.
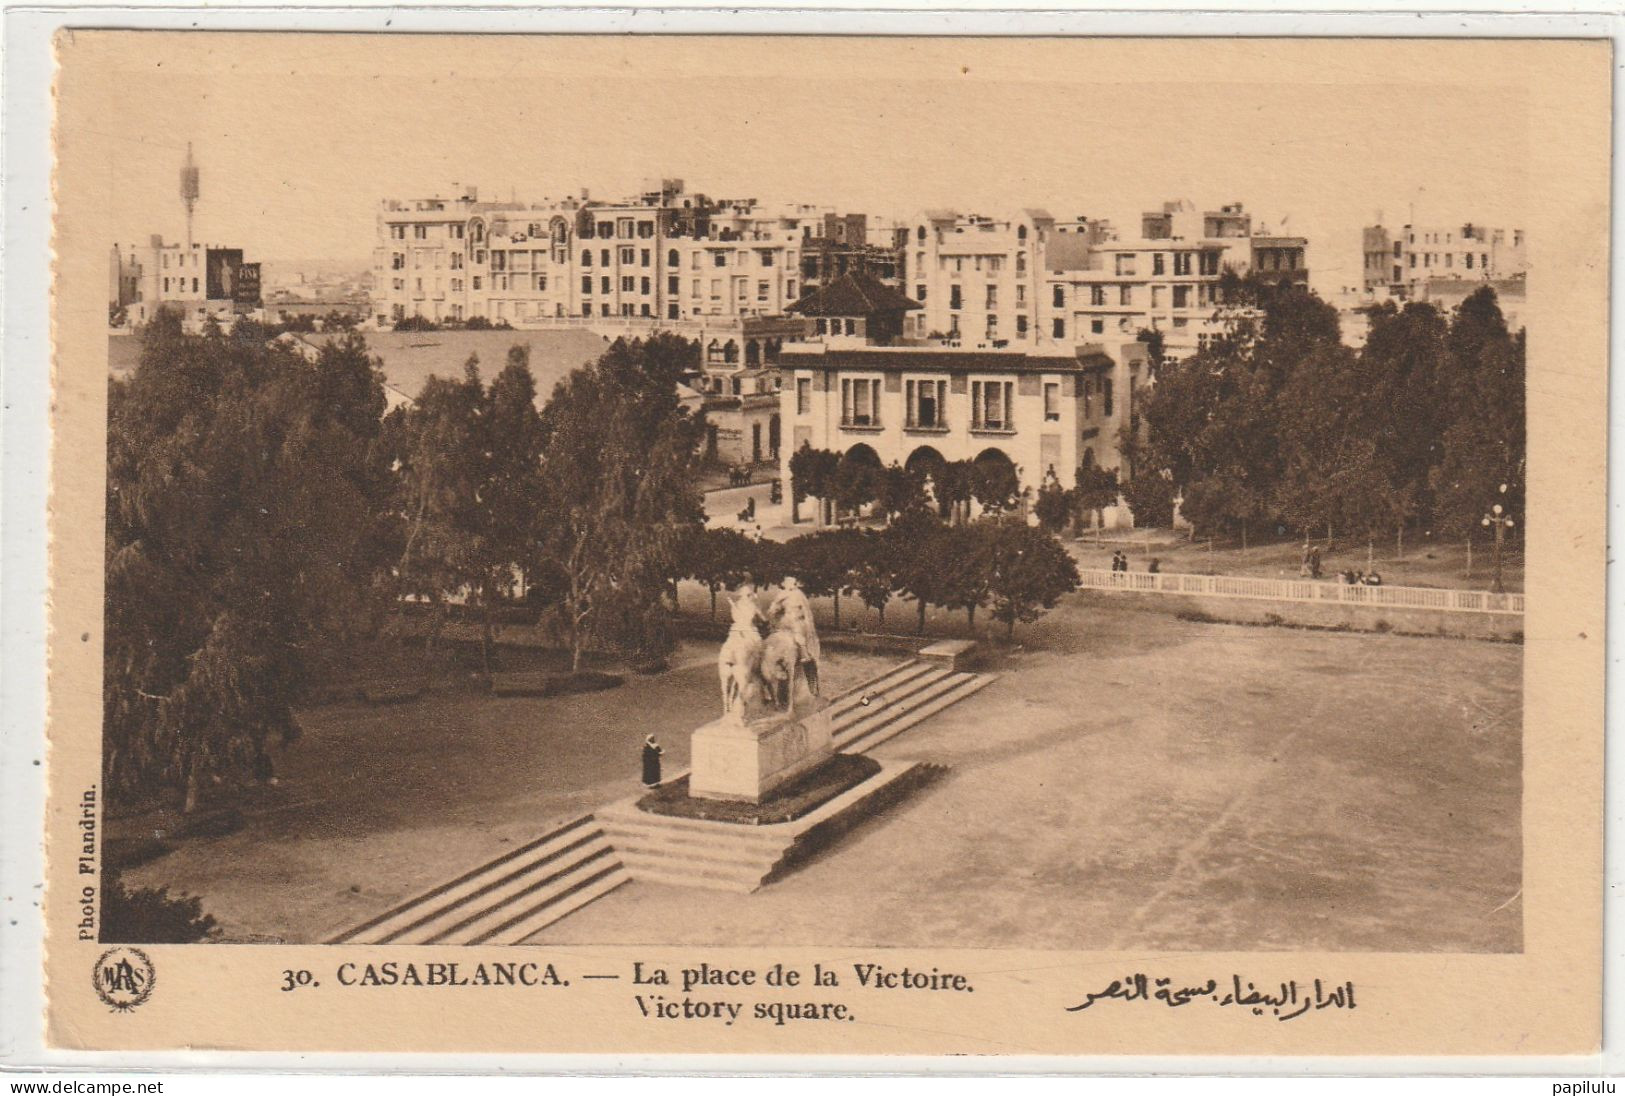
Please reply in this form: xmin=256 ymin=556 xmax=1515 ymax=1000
xmin=233 ymin=262 xmax=262 ymax=307
xmin=205 ymin=248 xmax=251 ymax=302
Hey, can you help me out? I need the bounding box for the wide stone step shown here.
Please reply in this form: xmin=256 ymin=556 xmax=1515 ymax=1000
xmin=478 ymin=863 xmax=633 ymax=945
xmin=829 ymin=668 xmax=955 ymax=737
xmin=332 ymin=815 xmax=599 ymax=944
xmin=841 ymin=674 xmax=998 ymax=755
xmin=600 ymin=821 xmax=788 ymax=868
xmin=597 ymin=804 xmax=791 ymax=845
xmin=434 ymin=845 xmax=625 ymax=945
xmin=385 ymin=838 xmax=617 ymax=945
xmin=833 ymin=671 xmax=977 ymax=746
xmin=614 ymin=859 xmax=764 ymax=894
xmin=824 ymin=660 xmax=938 ymax=720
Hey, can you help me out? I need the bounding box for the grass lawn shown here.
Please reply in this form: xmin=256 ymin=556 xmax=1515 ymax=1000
xmin=536 ymin=594 xmax=1522 ymax=953
xmin=112 ymin=640 xmax=900 ymax=943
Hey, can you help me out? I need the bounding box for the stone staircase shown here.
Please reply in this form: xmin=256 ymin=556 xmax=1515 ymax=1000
xmin=598 ymin=760 xmax=944 ymax=894
xmin=327 ymin=814 xmax=629 ymax=945
xmin=327 ymin=656 xmax=995 ymax=940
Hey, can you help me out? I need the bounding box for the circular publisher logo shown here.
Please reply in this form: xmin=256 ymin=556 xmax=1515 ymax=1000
xmin=93 ymin=946 xmax=155 ymax=1012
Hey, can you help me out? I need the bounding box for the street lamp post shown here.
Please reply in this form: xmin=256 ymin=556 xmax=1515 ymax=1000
xmin=1480 ymin=483 xmax=1515 ymax=595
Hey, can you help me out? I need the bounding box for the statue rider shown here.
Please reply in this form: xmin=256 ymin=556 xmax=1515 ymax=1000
xmin=768 ymin=575 xmax=821 ymax=698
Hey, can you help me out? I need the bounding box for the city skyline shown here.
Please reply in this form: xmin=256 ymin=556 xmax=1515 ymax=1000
xmin=93 ymin=36 xmax=1529 ymax=295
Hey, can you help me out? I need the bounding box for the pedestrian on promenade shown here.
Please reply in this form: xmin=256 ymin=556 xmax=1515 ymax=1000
xmin=641 ymin=734 xmax=664 ymax=788
xmin=1309 ymin=547 xmax=1322 ymax=579
xmin=1148 ymin=558 xmax=1160 ymax=574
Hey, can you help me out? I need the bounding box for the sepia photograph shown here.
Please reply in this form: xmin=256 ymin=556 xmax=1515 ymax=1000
xmin=31 ymin=27 xmax=1607 ymax=1059
xmin=90 ymin=34 xmax=1532 ymax=955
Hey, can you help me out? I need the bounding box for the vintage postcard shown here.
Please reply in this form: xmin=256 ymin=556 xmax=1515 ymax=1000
xmin=39 ymin=30 xmax=1606 ymax=1059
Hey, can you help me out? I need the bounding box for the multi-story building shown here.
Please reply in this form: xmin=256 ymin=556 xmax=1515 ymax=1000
xmin=900 ymin=209 xmax=1060 ymax=345
xmin=1362 ymin=221 xmax=1525 ymax=296
xmin=900 ymin=202 xmax=1305 ymax=362
xmin=778 ymin=283 xmax=1148 ymax=527
xmin=110 ymin=235 xmax=262 ymax=329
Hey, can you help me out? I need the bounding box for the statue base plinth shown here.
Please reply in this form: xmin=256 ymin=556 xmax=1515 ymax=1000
xmin=689 ymin=700 xmax=834 ymax=805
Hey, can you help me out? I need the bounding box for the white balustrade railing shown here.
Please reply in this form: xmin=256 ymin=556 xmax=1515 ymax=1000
xmin=1076 ymin=568 xmax=1523 ymax=615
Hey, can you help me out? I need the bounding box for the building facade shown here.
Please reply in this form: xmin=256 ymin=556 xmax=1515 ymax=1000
xmin=779 ymin=339 xmax=1147 ymax=527
xmin=1362 ymin=221 xmax=1526 ymax=296
xmin=110 ymin=235 xmax=262 ymax=329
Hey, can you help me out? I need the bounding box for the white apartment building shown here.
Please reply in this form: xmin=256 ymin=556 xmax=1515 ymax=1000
xmin=899 ymin=201 xmax=1306 ymax=362
xmin=900 ymin=209 xmax=1058 ymax=346
xmin=371 ymin=181 xmax=815 ymax=333
xmin=111 ymin=235 xmax=262 ymax=329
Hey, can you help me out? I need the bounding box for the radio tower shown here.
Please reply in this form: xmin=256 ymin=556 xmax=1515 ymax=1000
xmin=179 ymin=143 xmax=200 ymax=250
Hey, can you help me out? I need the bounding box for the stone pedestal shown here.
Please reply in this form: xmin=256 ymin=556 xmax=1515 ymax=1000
xmin=690 ymin=685 xmax=833 ymax=804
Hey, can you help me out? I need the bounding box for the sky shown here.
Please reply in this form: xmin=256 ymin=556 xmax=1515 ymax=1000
xmin=87 ymin=35 xmax=1531 ymax=296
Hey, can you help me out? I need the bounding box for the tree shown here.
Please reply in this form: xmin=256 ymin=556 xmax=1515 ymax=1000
xmin=104 ymin=317 xmax=395 ymax=812
xmin=850 ymin=531 xmax=898 ymax=630
xmin=788 ymin=443 xmax=841 ymax=525
xmin=684 ymin=526 xmax=757 ymax=619
xmin=831 ymin=451 xmax=880 ymax=519
xmin=935 ymin=459 xmax=975 ymax=525
xmin=875 ymin=461 xmax=927 ymax=524
xmin=1072 ymin=463 xmax=1121 ymax=536
xmin=394 ymin=314 xmax=441 ymax=332
xmin=1033 ymin=472 xmax=1072 ymax=534
xmin=535 ymin=337 xmax=707 ymax=670
xmin=935 ymin=523 xmax=994 ymax=632
xmin=1430 ymin=289 xmax=1525 ymax=542
xmin=984 ymin=521 xmax=1081 ymax=638
xmin=970 ymin=458 xmax=1022 ymax=516
xmin=887 ymin=508 xmax=948 ymax=633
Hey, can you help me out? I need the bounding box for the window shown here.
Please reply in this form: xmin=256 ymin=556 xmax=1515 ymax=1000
xmin=392 ymin=253 xmax=406 ymax=270
xmin=916 ymin=284 xmax=928 ymax=301
xmin=971 ymin=380 xmax=1013 ymax=431
xmin=785 ymin=279 xmax=797 ymax=299
xmin=1091 ymin=286 xmax=1106 ymax=306
xmin=985 ymin=315 xmax=998 ymax=340
xmin=760 ymin=251 xmax=775 ymax=267
xmin=472 ymin=276 xmax=482 ymax=290
xmin=1017 ymin=284 xmax=1026 ymax=305
xmin=668 ymin=275 xmax=680 ymax=295
xmin=906 ymin=378 xmax=947 ymax=428
xmin=1410 ymin=254 xmax=1417 ymax=269
xmin=1044 ymin=382 xmax=1060 ymax=421
xmin=1174 ymin=252 xmax=1192 ymax=276
xmin=1153 ymin=253 xmax=1165 ymax=275
xmin=949 ymin=285 xmax=963 ymax=310
xmin=692 ymin=252 xmax=703 ymax=270
xmin=1465 ymin=253 xmax=1475 ymax=269
xmin=667 ymin=249 xmax=679 ymax=267
xmin=640 ymin=249 xmax=651 ymax=267
xmin=714 ymin=252 xmax=728 ymax=268
xmin=390 ymin=225 xmax=406 ymax=240
xmin=450 ymin=253 xmax=463 ymax=270
xmin=617 ymin=218 xmax=633 ymax=239
xmin=1173 ymin=285 xmax=1191 ymax=308
xmin=414 ymin=225 xmax=428 ymax=239
xmin=1083 ymin=378 xmax=1092 ymax=417
xmin=840 ymin=377 xmax=881 ymax=427
xmin=710 ymin=278 xmax=721 ymax=300
xmin=1115 ymin=254 xmax=1138 ymax=276
xmin=1016 ymin=315 xmax=1029 ymax=337
xmin=1120 ymin=285 xmax=1133 ymax=306
xmin=536 ymin=274 xmax=547 ymax=291
xmin=601 ymin=276 xmax=611 ymax=294
xmin=621 ymin=276 xmax=634 ymax=292
xmin=986 ymin=284 xmax=998 ymax=309
xmin=796 ymin=377 xmax=811 ymax=415
xmin=758 ymin=280 xmax=770 ymax=302
xmin=638 ymin=221 xmax=654 ymax=238
xmin=1151 ymin=286 xmax=1167 ymax=309
xmin=601 ymin=249 xmax=611 ymax=266
xmin=620 ymin=247 xmax=635 ymax=265
xmin=192 ymin=278 xmax=199 ymax=293
xmin=1103 ymin=378 xmax=1115 ymax=418
xmin=1201 ymin=252 xmax=1220 ymax=276
xmin=490 ymin=251 xmax=507 ymax=271
xmin=1054 ymin=317 xmax=1066 ymax=339
xmin=691 ymin=278 xmax=701 ymax=298
xmin=581 ymin=275 xmax=593 ymax=294
xmin=1053 ymin=285 xmax=1065 ymax=308
xmin=451 ymin=224 xmax=465 ymax=240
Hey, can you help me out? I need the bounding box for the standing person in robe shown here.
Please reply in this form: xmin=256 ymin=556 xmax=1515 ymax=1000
xmin=641 ymin=734 xmax=664 ymax=788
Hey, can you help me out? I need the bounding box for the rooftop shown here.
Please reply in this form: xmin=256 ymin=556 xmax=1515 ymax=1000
xmin=786 ymin=272 xmax=921 ymax=317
